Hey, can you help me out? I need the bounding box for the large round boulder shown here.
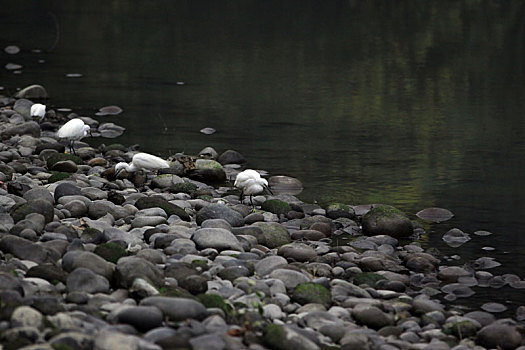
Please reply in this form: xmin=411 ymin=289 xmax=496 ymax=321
xmin=196 ymin=203 xmax=244 ymax=227
xmin=251 ymin=222 xmax=291 ymax=248
xmin=361 ymin=205 xmax=413 ymax=238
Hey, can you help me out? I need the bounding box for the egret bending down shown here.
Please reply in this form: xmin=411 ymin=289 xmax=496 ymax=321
xmin=115 ymin=152 xmax=170 ymax=177
xmin=234 ymin=169 xmax=271 ymax=209
xmin=57 ymin=118 xmax=91 ymax=155
xmin=30 ymin=103 xmax=46 ymax=121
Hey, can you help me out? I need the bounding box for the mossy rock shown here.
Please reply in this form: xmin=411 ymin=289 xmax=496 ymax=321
xmin=261 ymin=199 xmax=291 ymax=216
xmin=361 ymin=205 xmax=413 ymax=238
xmin=158 ymin=285 xmax=195 ymax=299
xmin=197 ymin=294 xmax=233 ymax=315
xmin=252 ymin=222 xmax=291 ymax=248
xmin=135 ymin=197 xmax=190 ymax=221
xmin=195 ymin=159 xmax=223 ymax=170
xmin=325 ymin=202 xmax=355 ymax=219
xmin=46 ymin=153 xmax=83 ymax=168
xmin=352 ymin=272 xmax=386 ymax=288
xmin=0 ymin=164 xmax=15 ymax=180
xmin=94 ymin=242 xmax=127 ymax=264
xmin=170 ymin=182 xmax=198 ymax=195
xmin=263 ymin=324 xmax=286 ymax=350
xmin=263 ymin=324 xmax=318 ymax=350
xmin=47 ymin=171 xmax=72 ymax=183
xmin=443 ymin=320 xmax=479 ymax=338
xmin=292 ymin=282 xmax=332 ymax=308
xmin=80 ymin=227 xmax=105 ymax=244
xmin=188 ymin=159 xmax=226 ymax=184
xmin=103 ymin=143 xmax=127 ymax=153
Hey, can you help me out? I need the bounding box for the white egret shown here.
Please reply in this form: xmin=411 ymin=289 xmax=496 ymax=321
xmin=57 ymin=118 xmax=91 ymax=155
xmin=30 ymin=103 xmax=46 ymax=121
xmin=234 ymin=169 xmax=272 ymax=208
xmin=114 ymin=152 xmax=170 ymax=177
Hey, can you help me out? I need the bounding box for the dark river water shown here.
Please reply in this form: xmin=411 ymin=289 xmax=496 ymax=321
xmin=2 ymin=1 xmax=525 ymax=316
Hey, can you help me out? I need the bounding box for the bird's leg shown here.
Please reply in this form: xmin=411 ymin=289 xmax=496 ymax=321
xmin=70 ymin=141 xmax=77 ymax=156
xmin=239 ymin=189 xmax=244 ymax=203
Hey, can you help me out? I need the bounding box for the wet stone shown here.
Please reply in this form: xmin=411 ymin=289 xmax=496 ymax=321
xmin=10 ymin=306 xmax=43 ymax=328
xmin=196 ymin=203 xmax=244 ymax=227
xmin=278 ymin=242 xmax=317 ymax=262
xmin=192 ymin=227 xmax=244 ymax=252
xmin=115 ymin=256 xmax=164 ymax=289
xmin=476 ymin=323 xmax=522 ymax=350
xmin=140 ymin=296 xmax=208 ymax=322
xmin=254 ymin=255 xmax=288 ymax=277
xmin=66 ymin=267 xmax=110 ymax=294
xmin=109 ymin=305 xmax=163 ymax=332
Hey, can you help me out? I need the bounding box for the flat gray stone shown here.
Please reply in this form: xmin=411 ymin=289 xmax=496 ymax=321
xmin=108 ymin=305 xmax=163 ymax=332
xmin=269 ymin=268 xmax=311 ymax=290
xmin=196 ymin=203 xmax=244 ymax=227
xmin=0 ymin=235 xmax=55 ymax=264
xmin=192 ymin=228 xmax=244 ymax=252
xmin=140 ymin=296 xmax=208 ymax=322
xmin=67 ymin=267 xmax=110 ymax=294
xmin=115 ymin=256 xmax=164 ymax=288
xmin=352 ymin=303 xmax=394 ymax=329
xmin=278 ymin=242 xmax=317 ymax=262
xmin=255 ymin=255 xmax=288 ymax=277
xmin=10 ymin=306 xmax=43 ymax=328
xmin=62 ymin=251 xmax=115 ymax=281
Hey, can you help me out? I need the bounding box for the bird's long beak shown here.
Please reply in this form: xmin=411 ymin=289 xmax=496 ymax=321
xmin=115 ymin=168 xmax=123 ymax=177
xmin=88 ymin=129 xmax=93 ymax=137
xmin=264 ymin=185 xmax=273 ymax=195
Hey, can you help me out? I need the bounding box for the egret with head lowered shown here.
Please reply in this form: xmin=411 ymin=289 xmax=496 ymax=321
xmin=30 ymin=103 xmax=46 ymax=121
xmin=234 ymin=169 xmax=272 ymax=209
xmin=115 ymin=152 xmax=170 ymax=177
xmin=57 ymin=118 xmax=91 ymax=155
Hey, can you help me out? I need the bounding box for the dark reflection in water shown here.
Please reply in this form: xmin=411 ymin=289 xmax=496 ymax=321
xmin=2 ymin=1 xmax=525 ymax=313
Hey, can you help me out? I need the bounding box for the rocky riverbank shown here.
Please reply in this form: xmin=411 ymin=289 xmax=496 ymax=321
xmin=0 ymin=85 xmax=524 ymax=350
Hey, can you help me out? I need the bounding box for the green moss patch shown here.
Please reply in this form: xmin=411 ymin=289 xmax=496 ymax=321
xmin=352 ymin=272 xmax=386 ymax=287
xmin=94 ymin=242 xmax=127 ymax=264
xmin=47 ymin=171 xmax=72 ymax=183
xmin=292 ymin=282 xmax=332 ymax=308
xmin=261 ymin=199 xmax=291 ymax=216
xmin=170 ymin=182 xmax=198 ymax=195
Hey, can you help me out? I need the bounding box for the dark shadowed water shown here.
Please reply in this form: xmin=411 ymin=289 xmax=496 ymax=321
xmin=2 ymin=1 xmax=525 ymax=315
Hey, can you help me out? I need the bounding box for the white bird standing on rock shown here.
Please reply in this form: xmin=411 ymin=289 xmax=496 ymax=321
xmin=57 ymin=118 xmax=91 ymax=155
xmin=234 ymin=169 xmax=272 ymax=209
xmin=30 ymin=103 xmax=46 ymax=121
xmin=115 ymin=152 xmax=170 ymax=177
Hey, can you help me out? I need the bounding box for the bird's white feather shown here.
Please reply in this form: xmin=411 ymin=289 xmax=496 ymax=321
xmin=235 ymin=169 xmax=268 ymax=196
xmin=57 ymin=118 xmax=90 ymax=140
xmin=30 ymin=103 xmax=46 ymax=118
xmin=132 ymin=153 xmax=170 ymax=171
xmin=115 ymin=152 xmax=170 ymax=174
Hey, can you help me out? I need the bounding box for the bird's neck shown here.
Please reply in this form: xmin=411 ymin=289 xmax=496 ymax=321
xmin=128 ymin=163 xmax=138 ymax=172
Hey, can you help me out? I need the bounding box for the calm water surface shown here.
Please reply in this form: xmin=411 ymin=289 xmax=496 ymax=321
xmin=2 ymin=1 xmax=525 ymax=314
